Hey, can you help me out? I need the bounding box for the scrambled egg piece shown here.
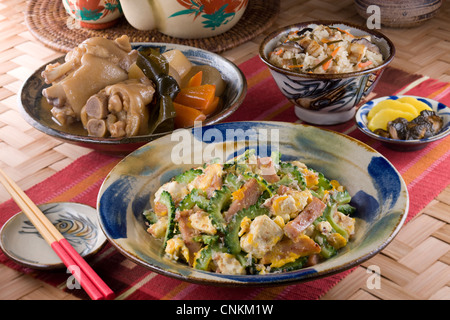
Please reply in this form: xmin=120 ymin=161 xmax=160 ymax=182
xmin=165 ymin=237 xmax=189 ymax=262
xmin=147 ymin=216 xmax=168 ymax=239
xmin=333 ymin=210 xmax=356 ymax=237
xmin=189 ymin=210 xmax=217 ymax=235
xmin=270 ymin=189 xmax=312 ymax=222
xmin=154 ymin=181 xmax=189 ymax=205
xmin=302 ymin=169 xmax=319 ymax=188
xmin=328 ymin=233 xmax=347 ymax=249
xmin=188 ymin=163 xmax=223 ymax=194
xmin=240 ymin=215 xmax=283 ymax=259
xmin=238 ymin=216 xmax=252 ymax=237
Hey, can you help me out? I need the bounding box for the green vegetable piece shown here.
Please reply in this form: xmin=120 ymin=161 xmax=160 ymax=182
xmin=193 ymin=234 xmax=219 ymax=245
xmin=206 ymin=186 xmax=232 ymax=232
xmin=270 ymin=256 xmax=308 ymax=273
xmin=323 ymin=203 xmax=349 ymax=241
xmin=338 ymin=203 xmax=356 ymax=215
xmin=193 ymin=240 xmax=227 ymax=271
xmin=271 ymin=175 xmax=293 ymax=191
xmin=270 ymin=150 xmax=281 ymax=166
xmin=194 ymin=246 xmax=213 ymax=271
xmin=143 ymin=209 xmax=158 ymax=224
xmin=178 ymin=188 xmax=208 ymax=211
xmin=174 ymin=168 xmax=203 ymax=184
xmin=224 ymin=193 xmax=270 ymax=255
xmin=223 ymin=173 xmax=243 ymax=192
xmin=314 ymin=234 xmax=337 ymax=259
xmin=331 ymin=189 xmax=352 ymax=205
xmin=316 ymin=171 xmax=333 ymax=190
xmin=278 ymin=162 xmax=306 ymax=189
xmin=160 ymin=191 xmax=176 ymax=249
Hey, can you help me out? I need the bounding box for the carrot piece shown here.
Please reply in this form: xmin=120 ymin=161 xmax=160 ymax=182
xmin=203 ymin=96 xmax=220 ymax=115
xmin=323 ymin=47 xmax=341 ymax=71
xmin=322 ymin=59 xmax=332 ymax=71
xmin=337 ymin=27 xmax=354 ymax=38
xmin=358 ymin=60 xmax=373 ymax=69
xmin=187 ymin=71 xmax=203 ymax=87
xmin=331 ymin=46 xmax=341 ymax=57
xmin=174 ymin=84 xmax=216 ymax=111
xmin=173 ymin=102 xmax=206 ymax=128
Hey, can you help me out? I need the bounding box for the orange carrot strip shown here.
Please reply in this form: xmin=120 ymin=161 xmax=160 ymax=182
xmin=331 ymin=46 xmax=341 ymax=57
xmin=174 ymin=84 xmax=216 ymax=111
xmin=187 ymin=71 xmax=203 ymax=87
xmin=173 ymin=102 xmax=206 ymax=128
xmin=322 ymin=59 xmax=332 ymax=71
xmin=358 ymin=60 xmax=373 ymax=68
xmin=323 ymin=47 xmax=341 ymax=70
xmin=274 ymin=48 xmax=283 ymax=55
xmin=337 ymin=27 xmax=354 ymax=38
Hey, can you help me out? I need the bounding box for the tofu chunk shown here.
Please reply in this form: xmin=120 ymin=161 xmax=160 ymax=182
xmin=213 ymin=252 xmax=246 ymax=275
xmin=240 ymin=215 xmax=283 ymax=259
xmin=189 ymin=210 xmax=217 ymax=235
xmin=269 ymin=189 xmax=312 ymax=222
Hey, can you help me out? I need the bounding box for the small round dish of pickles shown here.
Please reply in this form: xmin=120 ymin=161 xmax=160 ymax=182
xmin=355 ymin=95 xmax=450 ymax=151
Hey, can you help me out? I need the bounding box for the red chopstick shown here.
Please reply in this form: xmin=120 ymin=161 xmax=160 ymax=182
xmin=0 ymin=168 xmax=114 ymax=300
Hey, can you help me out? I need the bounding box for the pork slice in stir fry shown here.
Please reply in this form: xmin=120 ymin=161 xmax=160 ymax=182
xmin=80 ymin=77 xmax=155 ymax=137
xmin=42 ymin=35 xmax=137 ymax=125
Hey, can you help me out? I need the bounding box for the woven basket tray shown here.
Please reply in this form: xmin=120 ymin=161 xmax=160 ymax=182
xmin=25 ymin=0 xmax=280 ymax=53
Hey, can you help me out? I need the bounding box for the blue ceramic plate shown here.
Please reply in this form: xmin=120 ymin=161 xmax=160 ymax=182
xmin=355 ymin=95 xmax=450 ymax=151
xmin=97 ymin=121 xmax=408 ymax=286
xmin=18 ymin=42 xmax=246 ymax=155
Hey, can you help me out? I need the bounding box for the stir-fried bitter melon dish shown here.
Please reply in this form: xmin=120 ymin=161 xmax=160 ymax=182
xmin=143 ymin=150 xmax=356 ymax=275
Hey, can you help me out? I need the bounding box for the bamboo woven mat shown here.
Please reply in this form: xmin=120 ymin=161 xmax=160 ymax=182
xmin=25 ymin=0 xmax=280 ymax=53
xmin=0 ymin=0 xmax=449 ymax=300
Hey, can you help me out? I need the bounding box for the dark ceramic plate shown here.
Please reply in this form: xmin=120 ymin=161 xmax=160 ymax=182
xmin=18 ymin=43 xmax=247 ymax=155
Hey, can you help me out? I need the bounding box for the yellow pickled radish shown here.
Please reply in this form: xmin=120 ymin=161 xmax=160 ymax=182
xmin=367 ymin=108 xmax=417 ymax=131
xmin=396 ymin=96 xmax=432 ymax=113
xmin=367 ymin=99 xmax=419 ymax=121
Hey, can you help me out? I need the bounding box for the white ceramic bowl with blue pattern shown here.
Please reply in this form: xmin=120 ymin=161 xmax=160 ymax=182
xmin=19 ymin=43 xmax=246 ymax=155
xmin=259 ymin=21 xmax=395 ymax=125
xmin=0 ymin=202 xmax=106 ymax=270
xmin=96 ymin=121 xmax=408 ymax=286
xmin=355 ymin=95 xmax=450 ymax=151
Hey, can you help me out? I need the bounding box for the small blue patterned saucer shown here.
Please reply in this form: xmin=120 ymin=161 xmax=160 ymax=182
xmin=0 ymin=202 xmax=107 ymax=270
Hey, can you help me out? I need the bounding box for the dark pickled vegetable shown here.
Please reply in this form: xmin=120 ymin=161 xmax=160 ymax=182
xmin=136 ymin=48 xmax=179 ymax=134
xmin=385 ymin=110 xmax=443 ymax=140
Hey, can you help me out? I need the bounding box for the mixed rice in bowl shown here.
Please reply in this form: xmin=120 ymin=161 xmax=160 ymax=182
xmin=259 ymin=21 xmax=395 ymax=125
xmin=269 ymin=24 xmax=384 ymax=74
